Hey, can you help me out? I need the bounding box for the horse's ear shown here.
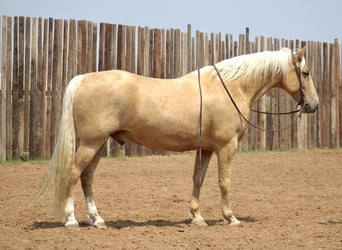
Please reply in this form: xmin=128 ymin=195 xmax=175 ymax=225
xmin=293 ymin=45 xmax=307 ymax=67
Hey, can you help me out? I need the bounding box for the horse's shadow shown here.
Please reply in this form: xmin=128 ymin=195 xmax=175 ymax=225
xmin=32 ymin=216 xmax=257 ymax=230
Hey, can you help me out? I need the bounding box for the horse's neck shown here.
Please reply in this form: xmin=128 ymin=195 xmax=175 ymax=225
xmin=228 ymin=71 xmax=280 ymax=108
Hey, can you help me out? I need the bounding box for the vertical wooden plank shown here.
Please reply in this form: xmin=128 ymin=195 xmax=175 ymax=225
xmin=17 ymin=16 xmax=25 ymax=158
xmin=329 ymin=43 xmax=337 ymax=147
xmin=11 ymin=16 xmax=18 ymax=159
xmin=86 ymin=21 xmax=93 ymax=73
xmin=12 ymin=16 xmax=25 ymax=159
xmin=153 ymin=28 xmax=162 ymax=78
xmin=196 ymin=31 xmax=204 ymax=68
xmin=161 ymin=29 xmax=166 ymax=78
xmin=208 ymin=33 xmax=214 ymax=65
xmin=224 ymin=34 xmax=229 ymax=59
xmin=29 ymin=17 xmax=38 ymax=159
xmin=0 ymin=16 xmax=7 ymax=160
xmin=245 ymin=27 xmax=250 ymax=54
xmin=229 ymin=34 xmax=234 ymax=58
xmin=35 ymin=17 xmax=43 ymax=158
xmin=92 ymin=23 xmax=98 ymax=72
xmin=68 ymin=19 xmax=77 ymax=82
xmin=77 ymin=20 xmax=87 ymax=74
xmin=137 ymin=26 xmax=144 ymax=76
xmin=62 ymin=20 xmax=68 ymax=91
xmin=333 ymin=39 xmax=341 ymax=147
xmin=143 ymin=26 xmax=150 ymax=76
xmin=39 ymin=18 xmax=49 ymax=157
xmin=85 ymin=21 xmax=97 ymax=73
xmin=181 ymin=32 xmax=187 ymax=76
xmin=322 ymin=42 xmax=330 ymax=147
xmin=174 ymin=29 xmax=181 ymax=77
xmin=165 ymin=29 xmax=172 ymax=78
xmin=315 ymin=42 xmax=323 ymax=148
xmin=149 ymin=29 xmax=156 ymax=153
xmin=50 ymin=19 xmax=63 ymax=151
xmin=23 ymin=17 xmax=31 ymax=156
xmin=104 ymin=23 xmax=113 ymax=70
xmin=204 ymin=33 xmax=209 ymax=66
xmin=187 ymin=24 xmax=192 ymax=72
xmin=45 ymin=17 xmax=54 ymax=156
xmin=5 ymin=16 xmax=13 ymax=160
xmin=239 ymin=34 xmax=245 ymax=56
xmin=98 ymin=23 xmax=105 ymax=71
xmin=117 ymin=24 xmax=126 ymax=71
xmin=191 ymin=37 xmax=195 ymax=70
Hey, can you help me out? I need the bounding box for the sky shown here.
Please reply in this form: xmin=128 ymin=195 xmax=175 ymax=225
xmin=1 ymin=0 xmax=342 ymax=43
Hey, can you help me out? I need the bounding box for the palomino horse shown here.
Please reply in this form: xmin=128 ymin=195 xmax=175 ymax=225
xmin=33 ymin=46 xmax=319 ymax=229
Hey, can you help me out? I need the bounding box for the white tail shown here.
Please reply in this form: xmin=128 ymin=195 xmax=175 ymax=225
xmin=31 ymin=75 xmax=84 ymax=216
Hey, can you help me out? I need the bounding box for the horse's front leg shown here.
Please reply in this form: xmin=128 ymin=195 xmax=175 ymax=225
xmin=216 ymin=139 xmax=240 ymax=226
xmin=189 ymin=149 xmax=213 ymax=226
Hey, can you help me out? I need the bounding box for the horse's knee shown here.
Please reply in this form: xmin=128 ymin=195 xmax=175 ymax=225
xmin=218 ymin=179 xmax=230 ymax=194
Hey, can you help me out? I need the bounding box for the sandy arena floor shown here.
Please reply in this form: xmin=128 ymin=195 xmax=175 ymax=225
xmin=0 ymin=149 xmax=341 ymax=249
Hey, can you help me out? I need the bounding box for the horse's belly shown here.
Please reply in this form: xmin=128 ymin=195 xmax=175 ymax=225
xmin=112 ymin=130 xmax=198 ymax=152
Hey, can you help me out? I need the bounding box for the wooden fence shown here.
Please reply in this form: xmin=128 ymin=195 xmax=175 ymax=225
xmin=0 ymin=16 xmax=341 ymax=161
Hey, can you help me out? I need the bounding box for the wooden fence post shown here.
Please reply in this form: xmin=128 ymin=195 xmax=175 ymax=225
xmin=51 ymin=19 xmax=63 ymax=152
xmin=0 ymin=16 xmax=7 ymax=161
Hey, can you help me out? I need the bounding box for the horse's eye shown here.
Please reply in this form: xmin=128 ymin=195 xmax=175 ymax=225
xmin=302 ymin=71 xmax=309 ymax=78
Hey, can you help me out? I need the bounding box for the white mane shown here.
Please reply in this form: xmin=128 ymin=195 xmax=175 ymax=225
xmin=214 ymin=48 xmax=294 ymax=83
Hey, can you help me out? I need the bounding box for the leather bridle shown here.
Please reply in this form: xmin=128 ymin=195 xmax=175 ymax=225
xmin=196 ymin=61 xmax=306 ymax=163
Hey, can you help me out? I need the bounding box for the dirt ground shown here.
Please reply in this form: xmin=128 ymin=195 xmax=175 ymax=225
xmin=0 ymin=149 xmax=341 ymax=249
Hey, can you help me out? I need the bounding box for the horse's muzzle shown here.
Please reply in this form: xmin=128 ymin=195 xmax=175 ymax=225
xmin=302 ymin=103 xmax=319 ymax=113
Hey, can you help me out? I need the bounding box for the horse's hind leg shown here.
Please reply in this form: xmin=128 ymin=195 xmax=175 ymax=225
xmin=64 ymin=139 xmax=106 ymax=229
xmin=189 ymin=149 xmax=213 ymax=226
xmin=81 ymin=144 xmax=106 ymax=228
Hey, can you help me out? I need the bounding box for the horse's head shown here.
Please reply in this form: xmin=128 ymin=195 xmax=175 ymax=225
xmin=281 ymin=46 xmax=319 ymax=113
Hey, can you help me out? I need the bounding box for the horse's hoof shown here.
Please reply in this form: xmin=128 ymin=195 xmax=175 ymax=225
xmin=226 ymin=217 xmax=241 ymax=226
xmin=88 ymin=215 xmax=107 ymax=229
xmin=92 ymin=220 xmax=107 ymax=229
xmin=64 ymin=221 xmax=80 ymax=230
xmin=191 ymin=218 xmax=208 ymax=226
